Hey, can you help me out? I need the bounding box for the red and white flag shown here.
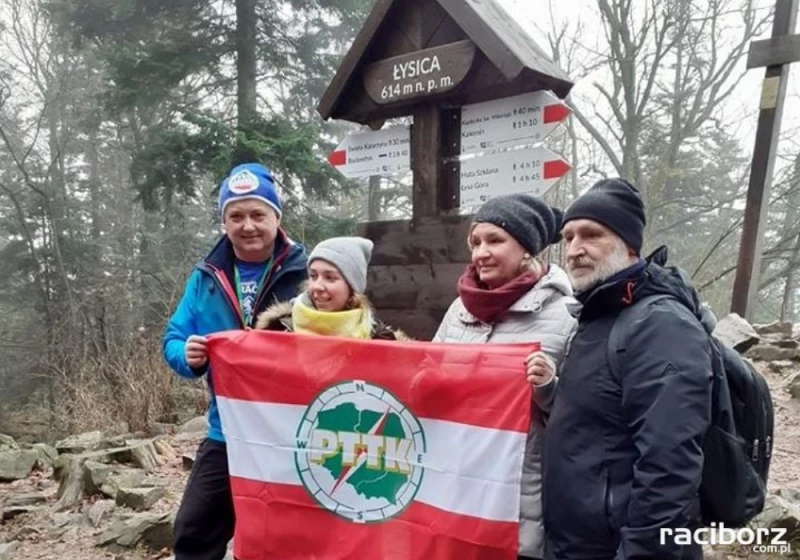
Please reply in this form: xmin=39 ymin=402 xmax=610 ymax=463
xmin=208 ymin=330 xmax=536 ymax=560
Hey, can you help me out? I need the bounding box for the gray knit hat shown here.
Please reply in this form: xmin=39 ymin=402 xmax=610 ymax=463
xmin=308 ymin=236 xmax=374 ymax=293
xmin=473 ymin=193 xmax=563 ymax=256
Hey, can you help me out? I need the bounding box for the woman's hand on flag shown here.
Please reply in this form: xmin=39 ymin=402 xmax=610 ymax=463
xmin=525 ymin=351 xmax=555 ymax=387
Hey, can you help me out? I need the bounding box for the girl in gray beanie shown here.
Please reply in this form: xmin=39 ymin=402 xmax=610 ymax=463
xmin=255 ymin=236 xmax=405 ymax=340
xmin=432 ymin=193 xmax=578 ymax=560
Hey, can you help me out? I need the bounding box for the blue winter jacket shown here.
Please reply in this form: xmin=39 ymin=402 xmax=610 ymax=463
xmin=163 ymin=230 xmax=308 ymax=442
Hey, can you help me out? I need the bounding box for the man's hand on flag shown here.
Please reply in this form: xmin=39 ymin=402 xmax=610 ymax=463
xmin=186 ymin=335 xmax=209 ymax=368
xmin=525 ymin=351 xmax=555 ymax=387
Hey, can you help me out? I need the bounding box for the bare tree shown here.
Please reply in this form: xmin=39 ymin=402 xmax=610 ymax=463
xmin=536 ymin=0 xmax=781 ymax=314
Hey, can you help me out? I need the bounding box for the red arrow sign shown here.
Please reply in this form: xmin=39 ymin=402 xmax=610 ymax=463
xmin=328 ymin=150 xmax=347 ymax=167
xmin=543 ymin=159 xmax=572 ymax=180
xmin=461 ymin=91 xmax=573 ymax=155
xmin=543 ymin=103 xmax=571 ymax=125
xmin=326 ymin=126 xmax=410 ymax=179
xmin=460 ymin=146 xmax=571 ymax=209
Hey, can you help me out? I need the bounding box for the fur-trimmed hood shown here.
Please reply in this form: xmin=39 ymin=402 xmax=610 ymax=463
xmin=254 ymin=293 xmax=409 ymax=341
xmin=254 ymin=300 xmax=294 ymax=331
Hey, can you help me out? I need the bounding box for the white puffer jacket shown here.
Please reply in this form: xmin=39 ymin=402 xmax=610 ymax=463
xmin=432 ymin=264 xmax=578 ymax=559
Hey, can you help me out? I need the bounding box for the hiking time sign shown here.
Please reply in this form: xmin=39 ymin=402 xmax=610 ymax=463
xmin=294 ymin=380 xmax=427 ymax=523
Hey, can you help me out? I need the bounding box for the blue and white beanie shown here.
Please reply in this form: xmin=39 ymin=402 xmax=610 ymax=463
xmin=217 ymin=163 xmax=282 ymax=219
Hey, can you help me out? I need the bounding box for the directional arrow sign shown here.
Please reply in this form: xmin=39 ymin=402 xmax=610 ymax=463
xmin=327 ymin=126 xmax=410 ymax=179
xmin=459 ymin=146 xmax=571 ymax=210
xmin=460 ymin=90 xmax=571 ymax=155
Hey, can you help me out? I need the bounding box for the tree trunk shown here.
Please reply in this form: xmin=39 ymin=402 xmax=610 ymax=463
xmin=780 ymin=233 xmax=800 ymax=322
xmin=567 ymin=115 xmax=580 ymax=199
xmin=368 ymin=176 xmax=381 ymax=221
xmin=87 ymin=122 xmax=108 ymax=355
xmin=648 ymin=33 xmax=685 ymax=241
xmin=780 ymin=154 xmax=800 ymax=321
xmin=236 ymin=0 xmax=257 ymax=132
xmin=44 ymin=75 xmax=77 ymax=327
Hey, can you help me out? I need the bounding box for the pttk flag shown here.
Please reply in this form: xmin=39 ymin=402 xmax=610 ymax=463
xmin=208 ymin=330 xmax=537 ymax=560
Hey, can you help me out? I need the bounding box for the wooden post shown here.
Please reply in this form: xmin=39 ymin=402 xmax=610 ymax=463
xmin=439 ymin=107 xmax=462 ymax=213
xmin=410 ymin=106 xmax=463 ymax=219
xmin=411 ymin=106 xmax=443 ymax=219
xmin=730 ymin=0 xmax=799 ymax=319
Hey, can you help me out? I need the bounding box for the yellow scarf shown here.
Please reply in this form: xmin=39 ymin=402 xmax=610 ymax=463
xmin=291 ymin=294 xmax=373 ymax=339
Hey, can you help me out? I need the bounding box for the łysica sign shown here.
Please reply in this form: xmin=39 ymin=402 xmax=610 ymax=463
xmin=362 ymin=40 xmax=476 ymax=105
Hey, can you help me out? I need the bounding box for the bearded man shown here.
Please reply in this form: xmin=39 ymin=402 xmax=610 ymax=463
xmin=542 ymin=178 xmax=712 ymax=560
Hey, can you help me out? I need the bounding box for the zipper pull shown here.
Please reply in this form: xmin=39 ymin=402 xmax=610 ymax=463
xmin=752 ymin=438 xmax=759 ymax=463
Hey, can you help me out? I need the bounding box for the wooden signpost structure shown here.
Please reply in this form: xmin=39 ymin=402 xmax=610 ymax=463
xmin=318 ymin=0 xmax=573 ymax=339
xmin=731 ymin=0 xmax=799 ymax=320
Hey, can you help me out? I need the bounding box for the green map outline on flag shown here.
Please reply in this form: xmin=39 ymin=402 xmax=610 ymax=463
xmin=294 ymin=380 xmax=426 ymax=524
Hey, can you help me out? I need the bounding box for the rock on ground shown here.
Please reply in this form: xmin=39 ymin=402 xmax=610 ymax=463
xmin=714 ymin=313 xmax=761 ymax=352
xmin=176 ymin=416 xmax=207 ymax=435
xmin=0 ymin=449 xmax=38 ymax=482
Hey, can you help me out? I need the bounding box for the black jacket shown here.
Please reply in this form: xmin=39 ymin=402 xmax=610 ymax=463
xmin=543 ymin=248 xmax=713 ymax=560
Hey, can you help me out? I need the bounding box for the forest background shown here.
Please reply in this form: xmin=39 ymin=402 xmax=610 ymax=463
xmin=0 ymin=0 xmax=797 ymax=440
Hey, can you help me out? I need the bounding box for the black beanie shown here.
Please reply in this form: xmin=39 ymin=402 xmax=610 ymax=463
xmin=563 ymin=178 xmax=646 ymax=254
xmin=473 ymin=193 xmax=564 ymax=256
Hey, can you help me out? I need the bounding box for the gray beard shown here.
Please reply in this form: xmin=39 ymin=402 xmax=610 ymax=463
xmin=568 ymin=244 xmax=636 ymax=294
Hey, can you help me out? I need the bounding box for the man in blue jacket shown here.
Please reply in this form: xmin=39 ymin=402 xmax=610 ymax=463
xmin=543 ymin=178 xmax=712 ymax=560
xmin=163 ymin=163 xmax=308 ymax=560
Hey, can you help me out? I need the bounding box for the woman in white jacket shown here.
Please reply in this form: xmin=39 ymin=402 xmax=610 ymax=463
xmin=433 ymin=193 xmax=578 ymax=560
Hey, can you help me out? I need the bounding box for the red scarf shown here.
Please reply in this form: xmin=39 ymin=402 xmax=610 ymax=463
xmin=456 ymin=264 xmax=547 ymax=325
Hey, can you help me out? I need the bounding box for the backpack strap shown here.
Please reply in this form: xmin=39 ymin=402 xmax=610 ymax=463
xmin=607 ymin=294 xmax=674 ymax=383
